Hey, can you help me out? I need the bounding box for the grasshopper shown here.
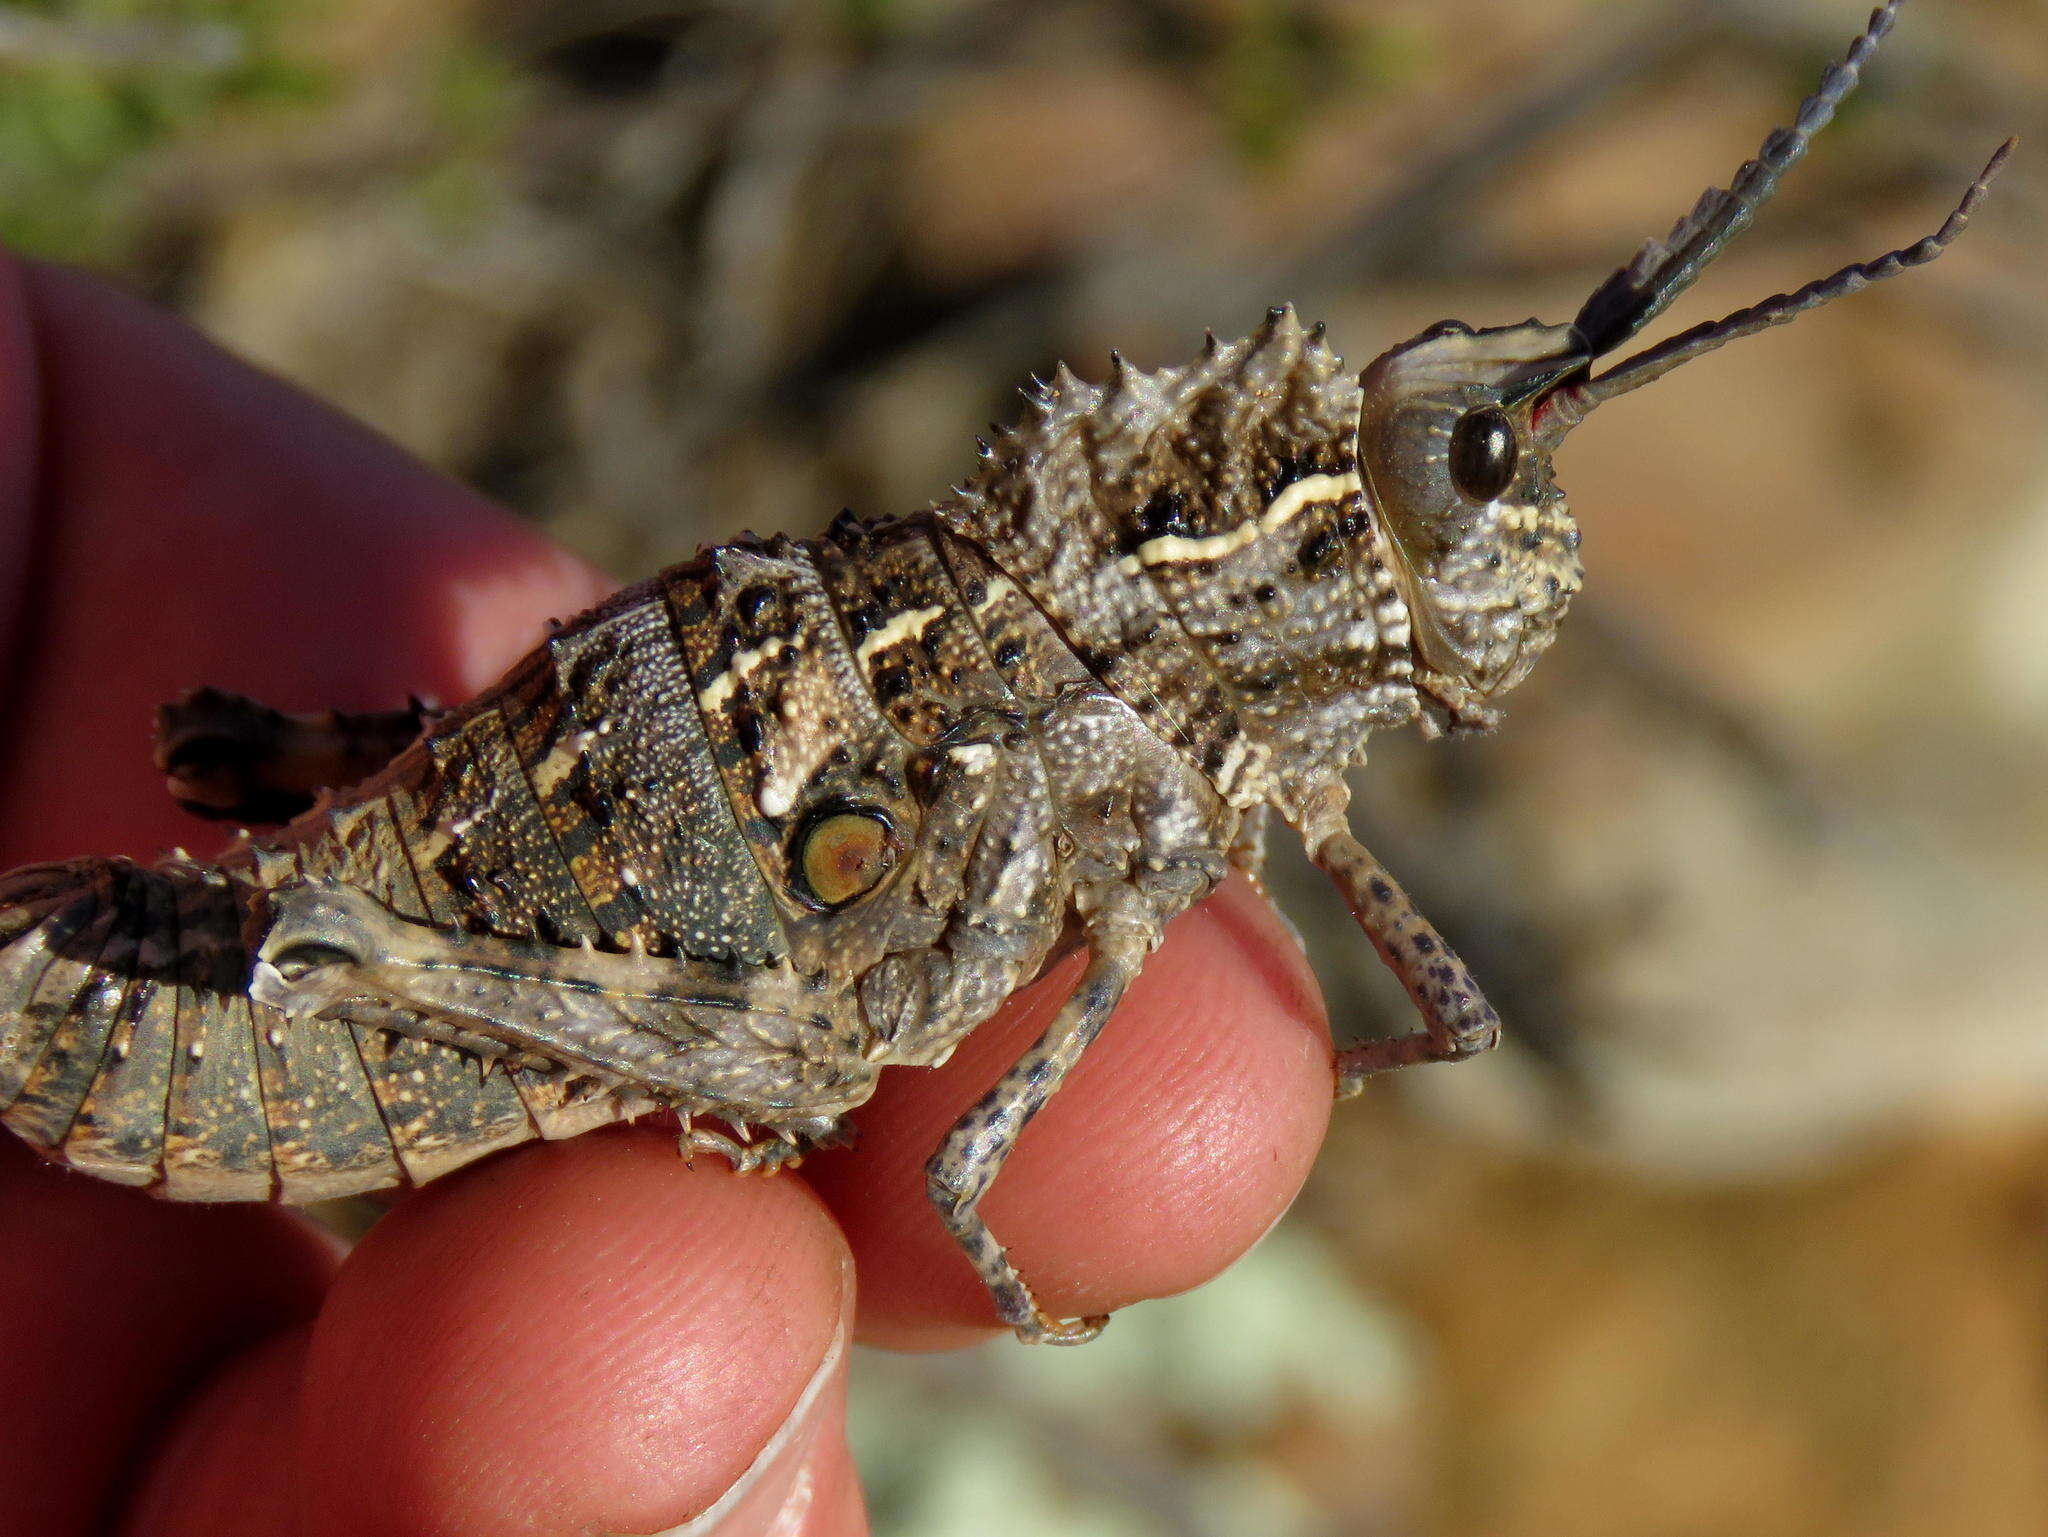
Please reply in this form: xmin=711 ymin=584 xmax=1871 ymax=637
xmin=0 ymin=0 xmax=2008 ymax=1342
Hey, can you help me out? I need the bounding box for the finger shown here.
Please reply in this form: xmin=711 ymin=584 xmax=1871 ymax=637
xmin=804 ymin=872 xmax=1332 ymax=1350
xmin=0 ymin=254 xmax=612 ymax=867
xmin=0 ymin=251 xmax=611 ymax=1529
xmin=0 ymin=1139 xmax=335 ymax=1536
xmin=110 ymin=1327 xmax=312 ymax=1536
xmin=123 ymin=1129 xmax=862 ymax=1537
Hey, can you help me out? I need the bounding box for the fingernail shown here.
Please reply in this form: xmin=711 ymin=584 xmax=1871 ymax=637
xmin=633 ymin=1265 xmax=853 ymax=1537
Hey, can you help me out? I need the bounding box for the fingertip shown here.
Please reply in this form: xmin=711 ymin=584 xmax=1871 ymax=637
xmin=810 ymin=874 xmax=1332 ymax=1350
xmin=674 ymin=1331 xmax=865 ymax=1537
xmin=793 ymin=1395 xmax=868 ymax=1537
xmin=291 ymin=1126 xmax=853 ymax=1537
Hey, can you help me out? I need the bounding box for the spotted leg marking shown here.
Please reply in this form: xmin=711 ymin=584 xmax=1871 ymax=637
xmin=925 ymin=881 xmax=1159 ymax=1345
xmin=1297 ymin=785 xmax=1499 ymax=1098
xmin=685 ymin=1123 xmax=812 ymax=1173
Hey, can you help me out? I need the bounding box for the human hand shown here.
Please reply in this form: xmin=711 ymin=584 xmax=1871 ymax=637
xmin=0 ymin=256 xmax=1334 ymax=1536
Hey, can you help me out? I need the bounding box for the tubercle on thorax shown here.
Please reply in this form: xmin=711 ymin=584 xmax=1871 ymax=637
xmin=929 ymin=306 xmax=1427 ymax=815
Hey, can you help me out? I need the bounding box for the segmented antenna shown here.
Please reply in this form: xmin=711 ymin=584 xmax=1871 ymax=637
xmin=1571 ymin=0 xmax=1902 ymax=358
xmin=1577 ymin=138 xmax=2012 ymax=404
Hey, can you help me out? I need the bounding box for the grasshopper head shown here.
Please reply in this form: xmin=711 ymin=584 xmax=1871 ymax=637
xmin=1358 ymin=317 xmax=1586 ymax=698
xmin=1356 ymin=0 xmax=2008 ymax=705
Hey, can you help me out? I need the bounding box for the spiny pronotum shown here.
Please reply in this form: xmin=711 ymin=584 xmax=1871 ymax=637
xmin=0 ymin=1 xmax=2009 ymax=1341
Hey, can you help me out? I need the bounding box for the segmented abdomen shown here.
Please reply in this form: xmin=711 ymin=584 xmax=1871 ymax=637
xmin=0 ymin=854 xmax=650 ymax=1202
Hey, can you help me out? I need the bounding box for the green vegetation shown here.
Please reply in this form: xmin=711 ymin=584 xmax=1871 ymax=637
xmin=0 ymin=0 xmax=326 ymax=263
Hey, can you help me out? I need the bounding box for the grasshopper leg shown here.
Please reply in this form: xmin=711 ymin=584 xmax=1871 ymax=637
xmin=250 ymin=882 xmax=878 ymax=1133
xmin=1297 ymin=785 xmax=1500 ymax=1097
xmin=924 ymin=882 xmax=1158 ymax=1345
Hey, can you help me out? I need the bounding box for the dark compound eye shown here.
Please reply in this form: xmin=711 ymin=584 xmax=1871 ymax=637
xmin=1448 ymin=405 xmax=1519 ymax=503
xmin=795 ymin=808 xmax=898 ymax=908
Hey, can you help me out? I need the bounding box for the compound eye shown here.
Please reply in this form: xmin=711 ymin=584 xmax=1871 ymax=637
xmin=796 ymin=808 xmax=898 ymax=908
xmin=1448 ymin=405 xmax=1518 ymax=502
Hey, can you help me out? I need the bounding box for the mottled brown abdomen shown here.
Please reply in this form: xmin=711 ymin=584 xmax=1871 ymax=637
xmin=0 ymin=853 xmax=651 ymax=1202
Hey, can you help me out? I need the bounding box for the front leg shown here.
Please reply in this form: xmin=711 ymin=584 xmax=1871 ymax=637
xmin=1296 ymin=783 xmax=1500 ymax=1097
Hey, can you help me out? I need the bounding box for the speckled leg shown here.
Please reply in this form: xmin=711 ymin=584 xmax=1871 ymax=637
xmin=155 ymin=687 xmax=432 ymax=823
xmin=1298 ymin=786 xmax=1500 ymax=1097
xmin=925 ymin=881 xmax=1159 ymax=1345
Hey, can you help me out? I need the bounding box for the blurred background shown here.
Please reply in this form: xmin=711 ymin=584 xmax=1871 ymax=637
xmin=10 ymin=0 xmax=2047 ymax=1531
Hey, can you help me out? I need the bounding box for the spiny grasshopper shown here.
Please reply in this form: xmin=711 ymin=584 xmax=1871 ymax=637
xmin=0 ymin=0 xmax=2007 ymax=1342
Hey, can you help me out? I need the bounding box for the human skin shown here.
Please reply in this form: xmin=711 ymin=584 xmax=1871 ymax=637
xmin=0 ymin=256 xmax=1335 ymax=1536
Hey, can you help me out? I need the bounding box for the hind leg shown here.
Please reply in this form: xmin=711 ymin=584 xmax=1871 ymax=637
xmin=250 ymin=882 xmax=878 ymax=1140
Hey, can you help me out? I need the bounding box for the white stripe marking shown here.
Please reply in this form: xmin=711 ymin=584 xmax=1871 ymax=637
xmin=1117 ymin=471 xmax=1362 ymax=575
xmin=854 ymin=603 xmax=946 ymax=667
xmin=757 ymin=778 xmax=795 ymax=819
xmin=698 ymin=638 xmax=792 ymax=712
